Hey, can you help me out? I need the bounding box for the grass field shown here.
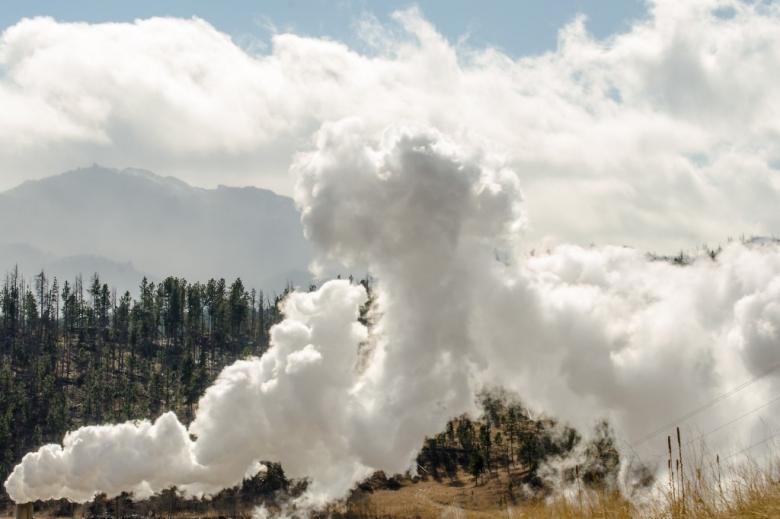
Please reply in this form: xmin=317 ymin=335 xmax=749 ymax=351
xmin=4 ymin=453 xmax=780 ymax=518
xmin=343 ymin=457 xmax=780 ymax=519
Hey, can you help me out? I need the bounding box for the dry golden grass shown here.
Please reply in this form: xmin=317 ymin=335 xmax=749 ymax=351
xmin=352 ymin=454 xmax=780 ymax=519
xmin=351 ymin=483 xmax=634 ymax=519
xmin=4 ymin=448 xmax=780 ymax=518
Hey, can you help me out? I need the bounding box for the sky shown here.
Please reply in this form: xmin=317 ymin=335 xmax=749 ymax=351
xmin=1 ymin=0 xmax=780 ymax=252
xmin=0 ymin=1 xmax=647 ymax=58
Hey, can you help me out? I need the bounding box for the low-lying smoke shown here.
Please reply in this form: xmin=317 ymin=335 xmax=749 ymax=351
xmin=6 ymin=122 xmax=780 ymax=511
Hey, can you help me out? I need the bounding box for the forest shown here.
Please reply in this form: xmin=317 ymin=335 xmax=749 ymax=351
xmin=0 ymin=269 xmax=621 ymax=517
xmin=0 ymin=268 xmax=307 ymax=507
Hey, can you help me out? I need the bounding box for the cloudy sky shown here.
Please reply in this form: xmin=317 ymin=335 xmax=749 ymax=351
xmin=2 ymin=0 xmax=779 ymax=251
xmin=7 ymin=3 xmax=780 ymax=508
xmin=0 ymin=0 xmax=646 ymax=56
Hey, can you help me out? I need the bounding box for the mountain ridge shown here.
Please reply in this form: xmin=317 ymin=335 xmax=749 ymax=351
xmin=0 ymin=165 xmax=313 ymax=293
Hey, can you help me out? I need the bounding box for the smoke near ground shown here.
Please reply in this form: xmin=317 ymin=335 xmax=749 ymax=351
xmin=6 ymin=122 xmax=780 ymax=512
xmin=5 ymin=279 xmax=372 ymax=505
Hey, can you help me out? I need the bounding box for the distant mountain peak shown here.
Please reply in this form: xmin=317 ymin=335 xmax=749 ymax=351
xmin=120 ymin=167 xmax=193 ymax=190
xmin=0 ymin=165 xmax=312 ymax=293
xmin=4 ymin=164 xmax=184 ymax=194
xmin=5 ymin=165 xmax=288 ymax=198
xmin=59 ymin=164 xmax=194 ymax=190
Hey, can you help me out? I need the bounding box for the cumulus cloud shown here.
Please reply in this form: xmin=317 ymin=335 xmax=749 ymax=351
xmin=2 ymin=0 xmax=780 ymax=248
xmin=7 ymin=122 xmax=780 ymax=512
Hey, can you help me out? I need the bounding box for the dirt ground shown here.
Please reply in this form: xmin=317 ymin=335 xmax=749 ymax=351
xmin=348 ymin=468 xmax=530 ymax=519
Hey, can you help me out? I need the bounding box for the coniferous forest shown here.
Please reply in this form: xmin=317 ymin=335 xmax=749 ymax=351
xmin=0 ymin=269 xmax=308 ymax=507
xmin=0 ymin=269 xmax=622 ymax=517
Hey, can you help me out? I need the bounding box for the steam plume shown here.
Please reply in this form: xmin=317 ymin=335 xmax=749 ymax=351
xmin=6 ymin=122 xmax=780 ymax=510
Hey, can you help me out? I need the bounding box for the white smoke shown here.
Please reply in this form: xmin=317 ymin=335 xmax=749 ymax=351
xmin=6 ymin=122 xmax=780 ymax=511
xmin=5 ymin=280 xmax=373 ymax=506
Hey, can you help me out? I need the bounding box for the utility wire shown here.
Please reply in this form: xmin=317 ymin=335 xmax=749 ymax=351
xmin=723 ymin=429 xmax=780 ymax=461
xmin=631 ymin=359 xmax=780 ymax=447
xmin=693 ymin=393 xmax=780 ymax=444
xmin=641 ymin=392 xmax=780 ymax=463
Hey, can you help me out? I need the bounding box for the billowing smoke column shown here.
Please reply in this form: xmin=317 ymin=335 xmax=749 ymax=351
xmin=4 ymin=121 xmax=524 ymax=507
xmin=6 ymin=121 xmax=780 ymax=509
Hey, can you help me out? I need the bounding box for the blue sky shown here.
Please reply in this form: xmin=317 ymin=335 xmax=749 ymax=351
xmin=7 ymin=0 xmax=780 ymax=251
xmin=0 ymin=1 xmax=648 ymax=57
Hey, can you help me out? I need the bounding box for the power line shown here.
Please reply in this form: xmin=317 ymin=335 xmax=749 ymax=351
xmin=631 ymin=359 xmax=780 ymax=448
xmin=723 ymin=429 xmax=780 ymax=461
xmin=641 ymin=392 xmax=780 ymax=463
xmin=694 ymin=393 xmax=780 ymax=444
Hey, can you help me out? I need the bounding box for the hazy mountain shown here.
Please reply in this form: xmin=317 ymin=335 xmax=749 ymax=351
xmin=0 ymin=165 xmax=313 ymax=294
xmin=0 ymin=242 xmax=151 ymax=294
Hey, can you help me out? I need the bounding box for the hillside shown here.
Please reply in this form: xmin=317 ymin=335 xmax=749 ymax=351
xmin=0 ymin=166 xmax=313 ymax=293
xmin=0 ymin=243 xmax=149 ymax=295
xmin=1 ymin=269 xmax=778 ymax=519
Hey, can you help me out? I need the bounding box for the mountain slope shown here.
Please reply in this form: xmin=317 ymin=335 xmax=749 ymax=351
xmin=0 ymin=166 xmax=313 ymax=293
xmin=0 ymin=242 xmax=150 ymax=294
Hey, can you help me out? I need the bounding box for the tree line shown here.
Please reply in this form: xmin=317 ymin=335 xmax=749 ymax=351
xmin=0 ymin=267 xmax=624 ymax=515
xmin=0 ymin=268 xmax=304 ymax=507
xmin=412 ymin=391 xmax=623 ymax=500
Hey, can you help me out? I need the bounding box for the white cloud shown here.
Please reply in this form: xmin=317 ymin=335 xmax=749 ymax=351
xmin=2 ymin=0 xmax=780 ymax=248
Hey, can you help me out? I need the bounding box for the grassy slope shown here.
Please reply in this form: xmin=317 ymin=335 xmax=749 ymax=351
xmin=346 ymin=467 xmax=780 ymax=519
xmin=2 ymin=476 xmax=778 ymax=518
